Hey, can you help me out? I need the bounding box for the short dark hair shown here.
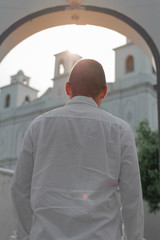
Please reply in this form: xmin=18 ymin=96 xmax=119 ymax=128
xmin=68 ymin=59 xmax=106 ymax=98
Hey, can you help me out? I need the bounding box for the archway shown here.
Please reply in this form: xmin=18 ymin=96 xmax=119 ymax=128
xmin=0 ymin=4 xmax=160 ymax=164
xmin=0 ymin=5 xmax=157 ymax=62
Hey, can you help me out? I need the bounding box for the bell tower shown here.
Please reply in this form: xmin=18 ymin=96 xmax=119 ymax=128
xmin=114 ymin=40 xmax=155 ymax=81
xmin=52 ymin=50 xmax=81 ymax=99
xmin=0 ymin=70 xmax=38 ymax=111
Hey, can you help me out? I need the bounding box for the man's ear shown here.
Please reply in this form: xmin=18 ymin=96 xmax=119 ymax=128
xmin=65 ymin=81 xmax=71 ymax=96
xmin=100 ymin=86 xmax=108 ymax=99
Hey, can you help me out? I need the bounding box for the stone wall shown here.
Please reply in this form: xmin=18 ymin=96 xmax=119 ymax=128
xmin=0 ymin=168 xmax=14 ymax=240
xmin=144 ymin=201 xmax=160 ymax=240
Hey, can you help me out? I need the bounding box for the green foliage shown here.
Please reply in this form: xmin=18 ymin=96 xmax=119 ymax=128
xmin=136 ymin=119 xmax=160 ymax=213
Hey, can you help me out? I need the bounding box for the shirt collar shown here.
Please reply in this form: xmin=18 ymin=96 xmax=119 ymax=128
xmin=65 ymin=96 xmax=98 ymax=108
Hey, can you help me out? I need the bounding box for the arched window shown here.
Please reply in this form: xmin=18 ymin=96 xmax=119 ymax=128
xmin=126 ymin=55 xmax=134 ymax=73
xmin=5 ymin=94 xmax=11 ymax=108
xmin=58 ymin=59 xmax=65 ymax=75
xmin=25 ymin=96 xmax=30 ymax=103
xmin=23 ymin=79 xmax=27 ymax=85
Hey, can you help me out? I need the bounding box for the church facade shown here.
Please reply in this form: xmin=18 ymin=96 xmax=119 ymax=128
xmin=0 ymin=42 xmax=157 ymax=169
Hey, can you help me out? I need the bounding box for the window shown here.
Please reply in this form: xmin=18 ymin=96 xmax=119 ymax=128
xmin=25 ymin=96 xmax=30 ymax=103
xmin=126 ymin=55 xmax=134 ymax=73
xmin=5 ymin=94 xmax=11 ymax=108
xmin=23 ymin=79 xmax=27 ymax=85
xmin=58 ymin=60 xmax=65 ymax=75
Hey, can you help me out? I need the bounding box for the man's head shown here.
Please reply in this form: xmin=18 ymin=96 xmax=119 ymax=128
xmin=65 ymin=59 xmax=107 ymax=106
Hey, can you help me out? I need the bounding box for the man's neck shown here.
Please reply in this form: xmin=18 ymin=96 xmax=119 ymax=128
xmin=70 ymin=95 xmax=101 ymax=107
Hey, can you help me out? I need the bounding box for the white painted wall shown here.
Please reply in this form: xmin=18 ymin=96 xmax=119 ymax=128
xmin=17 ymin=84 xmax=38 ymax=106
xmin=101 ymin=73 xmax=157 ymax=133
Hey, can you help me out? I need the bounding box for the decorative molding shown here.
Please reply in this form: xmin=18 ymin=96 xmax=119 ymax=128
xmin=65 ymin=0 xmax=85 ymax=10
xmin=66 ymin=0 xmax=83 ymax=6
xmin=0 ymin=167 xmax=14 ymax=176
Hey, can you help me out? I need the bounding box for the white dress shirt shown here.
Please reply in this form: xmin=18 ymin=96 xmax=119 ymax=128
xmin=11 ymin=96 xmax=144 ymax=240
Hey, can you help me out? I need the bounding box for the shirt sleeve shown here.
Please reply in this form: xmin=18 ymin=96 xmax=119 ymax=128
xmin=119 ymin=126 xmax=144 ymax=240
xmin=11 ymin=125 xmax=34 ymax=240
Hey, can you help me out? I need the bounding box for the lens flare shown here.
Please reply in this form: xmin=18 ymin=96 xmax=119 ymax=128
xmin=83 ymin=193 xmax=87 ymax=199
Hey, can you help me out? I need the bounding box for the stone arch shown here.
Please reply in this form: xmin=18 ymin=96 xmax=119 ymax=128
xmin=0 ymin=5 xmax=158 ymax=63
xmin=0 ymin=4 xmax=160 ymax=158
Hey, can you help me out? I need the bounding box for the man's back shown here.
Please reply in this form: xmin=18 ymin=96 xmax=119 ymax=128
xmin=19 ymin=96 xmax=141 ymax=240
xmin=29 ymin=96 xmax=122 ymax=239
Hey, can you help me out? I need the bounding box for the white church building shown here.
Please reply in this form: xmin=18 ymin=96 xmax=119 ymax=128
xmin=0 ymin=41 xmax=157 ymax=169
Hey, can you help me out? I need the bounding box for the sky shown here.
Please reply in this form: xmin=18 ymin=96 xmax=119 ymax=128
xmin=0 ymin=25 xmax=126 ymax=96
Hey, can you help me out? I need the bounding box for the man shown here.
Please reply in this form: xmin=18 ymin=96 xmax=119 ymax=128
xmin=11 ymin=59 xmax=144 ymax=240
